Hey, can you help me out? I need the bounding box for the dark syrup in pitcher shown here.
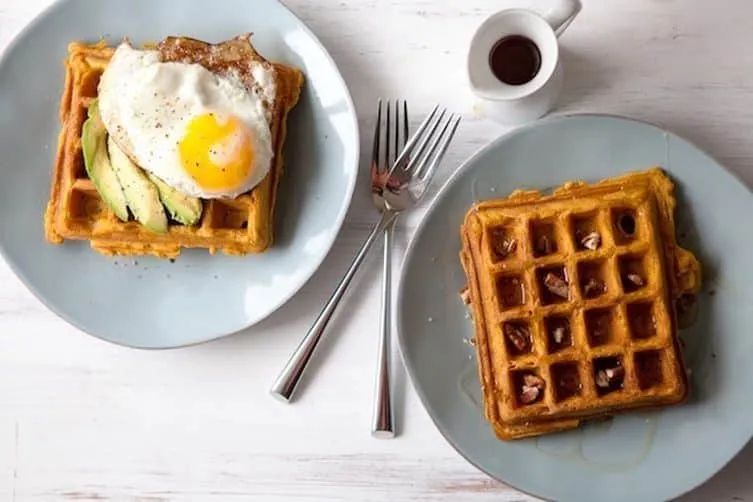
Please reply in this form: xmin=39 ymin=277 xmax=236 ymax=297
xmin=488 ymin=35 xmax=542 ymax=86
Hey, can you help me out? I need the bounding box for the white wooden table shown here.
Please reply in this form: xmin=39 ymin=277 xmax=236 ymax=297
xmin=1 ymin=0 xmax=752 ymax=500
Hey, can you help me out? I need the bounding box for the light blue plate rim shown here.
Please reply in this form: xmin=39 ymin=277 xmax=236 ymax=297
xmin=396 ymin=112 xmax=752 ymax=502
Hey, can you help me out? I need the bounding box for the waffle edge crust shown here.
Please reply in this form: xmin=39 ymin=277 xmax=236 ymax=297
xmin=459 ymin=168 xmax=702 ymax=441
xmin=44 ymin=36 xmax=304 ymax=259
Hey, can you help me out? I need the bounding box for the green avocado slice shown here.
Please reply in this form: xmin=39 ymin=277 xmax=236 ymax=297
xmin=147 ymin=173 xmax=203 ymax=226
xmin=106 ymin=136 xmax=168 ymax=234
xmin=81 ymin=100 xmax=129 ymax=221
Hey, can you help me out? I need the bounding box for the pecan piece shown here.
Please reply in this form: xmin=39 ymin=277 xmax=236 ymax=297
xmin=596 ymin=366 xmax=625 ymax=389
xmin=583 ymin=278 xmax=605 ymax=297
xmin=524 ymin=374 xmax=545 ymax=388
xmin=519 ymin=374 xmax=545 ymax=404
xmin=519 ymin=386 xmax=540 ymax=404
xmin=491 ymin=229 xmax=516 ymax=258
xmin=627 ymin=273 xmax=644 ymax=287
xmin=504 ymin=323 xmax=531 ymax=353
xmin=544 ymin=272 xmax=569 ymax=299
xmin=552 ymin=325 xmax=566 ymax=345
xmin=580 ymin=232 xmax=601 ymax=251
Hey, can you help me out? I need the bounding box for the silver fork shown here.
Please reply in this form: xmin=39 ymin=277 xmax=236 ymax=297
xmin=270 ymin=104 xmax=462 ymax=403
xmin=370 ymin=99 xmax=409 ymax=438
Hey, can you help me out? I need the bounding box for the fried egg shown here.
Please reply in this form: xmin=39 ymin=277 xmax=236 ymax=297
xmin=97 ymin=42 xmax=276 ymax=199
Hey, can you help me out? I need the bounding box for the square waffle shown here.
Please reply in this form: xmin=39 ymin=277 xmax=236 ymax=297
xmin=460 ymin=168 xmax=702 ymax=440
xmin=44 ymin=35 xmax=304 ymax=258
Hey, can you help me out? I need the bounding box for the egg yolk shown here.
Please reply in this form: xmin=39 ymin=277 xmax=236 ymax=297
xmin=179 ymin=113 xmax=255 ymax=192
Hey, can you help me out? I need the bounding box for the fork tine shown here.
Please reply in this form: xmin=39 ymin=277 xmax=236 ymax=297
xmin=393 ymin=104 xmax=440 ymax=168
xmin=406 ymin=108 xmax=447 ymax=173
xmin=394 ymin=100 xmax=400 ymax=163
xmin=407 ymin=111 xmax=451 ymax=178
xmin=413 ymin=114 xmax=462 ymax=182
xmin=402 ymin=101 xmax=409 ymax=147
xmin=372 ymin=99 xmax=383 ymax=172
xmin=384 ymin=99 xmax=392 ymax=167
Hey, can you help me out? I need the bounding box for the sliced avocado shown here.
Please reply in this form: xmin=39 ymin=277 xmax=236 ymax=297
xmin=81 ymin=100 xmax=129 ymax=221
xmin=147 ymin=173 xmax=203 ymax=226
xmin=106 ymin=136 xmax=169 ymax=234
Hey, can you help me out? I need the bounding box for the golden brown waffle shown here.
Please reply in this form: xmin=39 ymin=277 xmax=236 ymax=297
xmin=44 ymin=35 xmax=304 ymax=258
xmin=459 ymin=168 xmax=702 ymax=440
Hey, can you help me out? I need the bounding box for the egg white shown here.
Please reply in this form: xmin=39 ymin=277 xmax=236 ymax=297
xmin=97 ymin=42 xmax=277 ymax=199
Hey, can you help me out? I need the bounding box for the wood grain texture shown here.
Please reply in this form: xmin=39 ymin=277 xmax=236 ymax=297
xmin=0 ymin=0 xmax=752 ymax=500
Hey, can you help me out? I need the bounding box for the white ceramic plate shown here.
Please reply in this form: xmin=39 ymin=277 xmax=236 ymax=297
xmin=397 ymin=114 xmax=750 ymax=502
xmin=0 ymin=0 xmax=359 ymax=348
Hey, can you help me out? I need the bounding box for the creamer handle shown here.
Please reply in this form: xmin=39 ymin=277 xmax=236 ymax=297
xmin=544 ymin=0 xmax=582 ymax=37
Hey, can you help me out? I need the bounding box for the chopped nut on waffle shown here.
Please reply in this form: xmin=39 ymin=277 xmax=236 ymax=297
xmin=459 ymin=168 xmax=702 ymax=440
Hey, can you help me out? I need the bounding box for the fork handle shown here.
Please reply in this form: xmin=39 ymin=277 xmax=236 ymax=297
xmin=271 ymin=211 xmax=398 ymax=402
xmin=372 ymin=218 xmax=396 ymax=438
